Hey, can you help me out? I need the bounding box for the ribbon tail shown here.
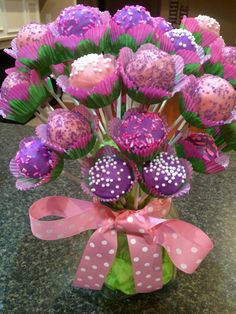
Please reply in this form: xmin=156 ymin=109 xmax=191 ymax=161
xmin=127 ymin=234 xmax=163 ymax=293
xmin=154 ymin=220 xmax=213 ymax=274
xmin=73 ymin=228 xmax=118 ymax=290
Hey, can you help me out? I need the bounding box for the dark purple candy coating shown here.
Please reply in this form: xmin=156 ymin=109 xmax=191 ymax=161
xmin=88 ymin=155 xmax=134 ymax=200
xmin=113 ymin=5 xmax=153 ymax=31
xmin=16 ymin=138 xmax=54 ymax=179
xmin=166 ymin=29 xmax=197 ymax=52
xmin=56 ymin=4 xmax=102 ymax=37
xmin=118 ymin=112 xmax=166 ymax=152
xmin=143 ymin=152 xmax=187 ymax=196
xmin=186 ymin=133 xmax=219 ymax=161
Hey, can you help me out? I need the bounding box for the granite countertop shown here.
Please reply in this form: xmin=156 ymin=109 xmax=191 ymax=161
xmin=0 ymin=123 xmax=236 ymax=314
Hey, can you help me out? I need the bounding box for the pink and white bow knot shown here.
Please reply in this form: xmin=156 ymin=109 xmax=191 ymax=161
xmin=29 ymin=196 xmax=213 ymax=293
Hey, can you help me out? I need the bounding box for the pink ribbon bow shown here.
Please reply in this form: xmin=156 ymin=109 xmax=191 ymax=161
xmin=29 ymin=196 xmax=213 ymax=293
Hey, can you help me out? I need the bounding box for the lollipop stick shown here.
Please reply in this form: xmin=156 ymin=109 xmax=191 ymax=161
xmin=44 ymin=82 xmax=68 ymax=110
xmin=170 ymin=115 xmax=184 ymax=131
xmin=158 ymin=99 xmax=168 ymax=113
xmin=117 ymin=94 xmax=121 ymax=118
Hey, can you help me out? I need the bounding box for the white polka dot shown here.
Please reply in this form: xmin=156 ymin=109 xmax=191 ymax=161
xmin=104 ymin=262 xmax=110 ymax=267
xmin=172 ymin=233 xmax=178 ymax=239
xmin=147 ymin=285 xmax=152 ymax=289
xmin=96 ymin=253 xmax=102 ymax=258
xmin=196 ymin=259 xmax=202 ymax=265
xmin=136 ymin=271 xmax=141 ymax=275
xmin=77 ymin=278 xmax=82 ymax=281
xmin=176 ymin=248 xmax=182 ymax=255
xmin=191 ymin=247 xmax=198 ymax=253
xmin=142 ymin=247 xmax=148 ymax=252
xmin=155 ymin=266 xmax=160 ymax=271
xmin=90 ymin=242 xmax=95 ymax=248
xmin=133 ymin=257 xmax=140 ymax=262
xmin=88 ymin=276 xmax=93 ymax=280
xmin=139 ymin=228 xmax=145 ymax=234
xmin=92 ymin=265 xmax=98 ymax=270
xmin=144 ymin=263 xmax=150 ymax=267
xmin=99 ymin=274 xmax=104 ymax=278
xmin=147 ymin=206 xmax=154 ymax=212
xmin=130 ymin=238 xmax=136 ymax=245
xmin=109 ymin=249 xmax=115 ymax=255
xmin=111 ymin=230 xmax=116 ymax=235
xmin=80 ymin=267 xmax=86 ymax=272
xmin=180 ymin=263 xmax=187 ymax=270
xmin=85 ymin=256 xmax=90 ymax=260
xmin=95 ymin=283 xmax=100 ymax=287
xmin=155 ymin=277 xmax=161 ymax=282
xmin=127 ymin=216 xmax=133 ymax=223
xmin=145 ymin=274 xmax=151 ymax=278
xmin=153 ymin=253 xmax=159 ymax=258
xmin=137 ymin=282 xmax=143 ymax=287
xmin=101 ymin=240 xmax=108 ymax=245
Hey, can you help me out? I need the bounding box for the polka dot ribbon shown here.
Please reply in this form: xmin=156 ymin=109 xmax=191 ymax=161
xmin=29 ymin=196 xmax=213 ymax=293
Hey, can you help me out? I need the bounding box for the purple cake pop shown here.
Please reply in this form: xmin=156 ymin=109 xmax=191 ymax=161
xmin=88 ymin=154 xmax=134 ymax=201
xmin=15 ymin=138 xmax=54 ymax=179
xmin=154 ymin=17 xmax=173 ymax=32
xmin=142 ymin=152 xmax=190 ymax=197
xmin=112 ymin=5 xmax=153 ymax=31
xmin=110 ymin=109 xmax=168 ymax=160
xmin=1 ymin=71 xmax=30 ymax=100
xmin=125 ymin=45 xmax=175 ymax=90
xmin=56 ymin=4 xmax=103 ymax=37
xmin=166 ymin=29 xmax=197 ymax=52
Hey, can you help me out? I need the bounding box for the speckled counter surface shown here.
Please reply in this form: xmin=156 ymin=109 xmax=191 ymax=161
xmin=0 ymin=123 xmax=236 ymax=314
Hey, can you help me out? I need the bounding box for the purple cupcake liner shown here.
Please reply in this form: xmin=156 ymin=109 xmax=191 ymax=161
xmin=109 ymin=108 xmax=169 ymax=160
xmin=81 ymin=146 xmax=138 ymax=202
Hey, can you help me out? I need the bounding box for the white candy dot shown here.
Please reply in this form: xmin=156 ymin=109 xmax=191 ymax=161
xmin=144 ymin=263 xmax=150 ymax=267
xmin=109 ymin=249 xmax=115 ymax=255
xmin=176 ymin=248 xmax=182 ymax=255
xmin=99 ymin=274 xmax=104 ymax=278
xmin=80 ymin=268 xmax=86 ymax=272
xmin=85 ymin=256 xmax=90 ymax=260
xmin=101 ymin=240 xmax=108 ymax=245
xmin=88 ymin=276 xmax=93 ymax=280
xmin=145 ymin=274 xmax=151 ymax=278
xmin=191 ymin=247 xmax=198 ymax=253
xmin=96 ymin=253 xmax=102 ymax=258
xmin=155 ymin=266 xmax=160 ymax=271
xmin=95 ymin=283 xmax=100 ymax=287
xmin=136 ymin=271 xmax=141 ymax=275
xmin=104 ymin=262 xmax=110 ymax=267
xmin=77 ymin=278 xmax=82 ymax=281
xmin=130 ymin=238 xmax=136 ymax=245
xmin=142 ymin=247 xmax=148 ymax=252
xmin=147 ymin=285 xmax=152 ymax=289
xmin=127 ymin=216 xmax=133 ymax=223
xmin=180 ymin=263 xmax=187 ymax=270
xmin=147 ymin=206 xmax=154 ymax=212
xmin=134 ymin=257 xmax=140 ymax=262
xmin=90 ymin=242 xmax=95 ymax=248
xmin=155 ymin=277 xmax=161 ymax=282
xmin=153 ymin=253 xmax=159 ymax=258
xmin=196 ymin=259 xmax=202 ymax=264
xmin=139 ymin=228 xmax=145 ymax=234
xmin=92 ymin=265 xmax=98 ymax=270
xmin=137 ymin=282 xmax=143 ymax=287
xmin=172 ymin=233 xmax=178 ymax=239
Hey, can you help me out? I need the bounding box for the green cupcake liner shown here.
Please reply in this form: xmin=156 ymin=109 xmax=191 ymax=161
xmin=7 ymin=82 xmax=50 ymax=124
xmin=220 ymin=123 xmax=236 ymax=151
xmin=184 ymin=63 xmax=202 ymax=76
xmin=63 ymin=134 xmax=97 ymax=160
xmin=51 ymin=157 xmax=64 ymax=181
xmin=202 ymin=61 xmax=224 ymax=77
xmin=179 ymin=93 xmax=204 ymax=128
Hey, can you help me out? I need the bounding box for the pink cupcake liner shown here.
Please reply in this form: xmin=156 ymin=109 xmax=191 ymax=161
xmin=181 ymin=16 xmax=201 ymax=33
xmin=172 ymin=55 xmax=185 ymax=84
xmin=81 ymin=146 xmax=138 ymax=202
xmin=36 ymin=107 xmax=96 ymax=155
xmin=223 ymin=63 xmax=236 ymax=81
xmin=201 ymin=31 xmax=219 ymax=48
xmin=209 ymin=38 xmax=225 ymax=63
xmin=159 ymin=34 xmax=175 ymax=53
xmin=55 ymin=34 xmax=81 ymax=50
xmin=7 ymin=83 xmax=30 ymax=101
xmin=110 ymin=20 xmax=154 ymax=45
xmin=18 ymin=32 xmax=55 ymax=61
xmin=85 ymin=23 xmax=108 ymax=46
xmin=109 ymin=108 xmax=169 ymax=160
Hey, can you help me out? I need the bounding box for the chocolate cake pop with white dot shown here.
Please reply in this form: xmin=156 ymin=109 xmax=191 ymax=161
xmin=142 ymin=152 xmax=189 ymax=197
xmin=69 ymin=54 xmax=116 ymax=92
xmin=113 ymin=5 xmax=153 ymax=31
xmin=88 ymin=155 xmax=134 ymax=201
xmin=166 ymin=29 xmax=197 ymax=52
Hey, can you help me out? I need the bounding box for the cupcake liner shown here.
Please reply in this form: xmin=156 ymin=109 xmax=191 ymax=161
xmin=126 ymin=23 xmax=154 ymax=46
xmin=172 ymin=55 xmax=185 ymax=84
xmin=118 ymin=47 xmax=171 ymax=104
xmin=81 ymin=146 xmax=138 ymax=202
xmin=109 ymin=108 xmax=169 ymax=162
xmin=181 ymin=16 xmax=201 ymax=33
xmin=159 ymin=34 xmax=175 ymax=53
xmin=58 ymin=70 xmax=121 ymax=109
xmin=0 ymin=97 xmax=12 ymax=118
xmin=201 ymin=31 xmax=219 ymax=48
xmin=36 ymin=108 xmax=97 ymax=159
xmin=4 ymin=38 xmax=18 ymax=59
xmin=7 ymin=83 xmax=30 ymax=101
xmin=220 ymin=123 xmax=236 ymax=150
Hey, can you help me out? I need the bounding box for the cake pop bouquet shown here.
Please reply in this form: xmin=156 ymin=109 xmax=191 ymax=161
xmin=1 ymin=4 xmax=236 ymax=296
